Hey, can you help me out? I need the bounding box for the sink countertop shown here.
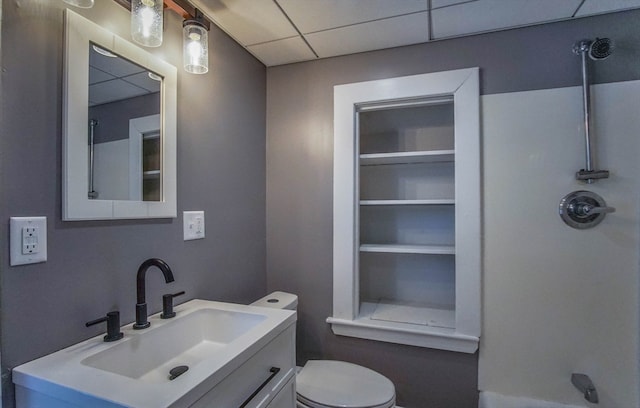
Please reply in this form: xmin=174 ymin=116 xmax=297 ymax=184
xmin=13 ymin=299 xmax=296 ymax=408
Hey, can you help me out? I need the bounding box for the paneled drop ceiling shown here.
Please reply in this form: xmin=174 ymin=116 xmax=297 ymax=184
xmin=189 ymin=0 xmax=640 ymax=66
xmin=89 ymin=46 xmax=160 ymax=106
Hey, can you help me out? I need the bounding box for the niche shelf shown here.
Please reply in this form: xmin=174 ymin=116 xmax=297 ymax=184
xmin=360 ymin=149 xmax=455 ymax=165
xmin=359 ymin=244 xmax=455 ymax=255
xmin=328 ymin=69 xmax=481 ymax=353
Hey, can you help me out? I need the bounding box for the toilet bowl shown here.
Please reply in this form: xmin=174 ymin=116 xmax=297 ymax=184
xmin=252 ymin=292 xmax=396 ymax=408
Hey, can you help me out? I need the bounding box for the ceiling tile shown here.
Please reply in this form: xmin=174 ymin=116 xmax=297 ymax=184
xmin=191 ymin=0 xmax=298 ymax=45
xmin=306 ymin=12 xmax=429 ymax=59
xmin=89 ymin=67 xmax=115 ymax=85
xmin=432 ymin=0 xmax=477 ymax=9
xmin=247 ymin=36 xmax=316 ymax=66
xmin=89 ymin=49 xmax=144 ymax=78
xmin=277 ymin=0 xmax=427 ymax=34
xmin=89 ymin=79 xmax=150 ymax=106
xmin=576 ymin=0 xmax=640 ymax=16
xmin=123 ymin=72 xmax=161 ymax=93
xmin=432 ymin=0 xmax=582 ymax=39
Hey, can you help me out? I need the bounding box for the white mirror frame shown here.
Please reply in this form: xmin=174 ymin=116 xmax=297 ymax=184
xmin=63 ymin=10 xmax=177 ymax=220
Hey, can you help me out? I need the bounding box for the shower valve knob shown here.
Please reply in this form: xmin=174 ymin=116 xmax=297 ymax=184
xmin=559 ymin=190 xmax=615 ymax=229
xmin=572 ymin=203 xmax=615 ymax=216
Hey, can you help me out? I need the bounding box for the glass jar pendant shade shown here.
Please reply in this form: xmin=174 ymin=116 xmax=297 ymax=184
xmin=183 ymin=21 xmax=208 ymax=74
xmin=131 ymin=0 xmax=163 ymax=47
xmin=62 ymin=0 xmax=94 ymax=7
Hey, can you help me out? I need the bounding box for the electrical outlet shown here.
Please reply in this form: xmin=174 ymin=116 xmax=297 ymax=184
xmin=22 ymin=226 xmax=40 ymax=254
xmin=10 ymin=217 xmax=47 ymax=266
xmin=183 ymin=211 xmax=205 ymax=241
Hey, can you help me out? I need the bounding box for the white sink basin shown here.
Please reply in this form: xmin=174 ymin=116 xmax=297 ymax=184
xmin=13 ymin=300 xmax=296 ymax=408
xmin=81 ymin=308 xmax=267 ymax=383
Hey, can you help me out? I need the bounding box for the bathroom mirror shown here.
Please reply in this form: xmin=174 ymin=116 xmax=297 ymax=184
xmin=63 ymin=10 xmax=177 ymax=220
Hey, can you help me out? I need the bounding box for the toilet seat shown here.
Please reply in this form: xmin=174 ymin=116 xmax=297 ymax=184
xmin=296 ymin=360 xmax=395 ymax=408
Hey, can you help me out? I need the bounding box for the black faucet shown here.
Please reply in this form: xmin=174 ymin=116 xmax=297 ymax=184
xmin=134 ymin=258 xmax=175 ymax=329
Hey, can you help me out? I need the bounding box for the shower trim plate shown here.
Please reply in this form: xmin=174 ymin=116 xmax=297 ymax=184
xmin=559 ymin=190 xmax=615 ymax=229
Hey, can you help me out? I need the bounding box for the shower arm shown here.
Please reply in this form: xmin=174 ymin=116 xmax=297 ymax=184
xmin=574 ymin=40 xmax=609 ymax=183
xmin=88 ymin=119 xmax=98 ymax=199
xmin=579 ymin=49 xmax=593 ymax=173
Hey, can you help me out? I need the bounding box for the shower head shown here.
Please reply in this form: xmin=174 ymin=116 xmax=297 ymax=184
xmin=589 ymin=37 xmax=613 ymax=60
xmin=573 ymin=38 xmax=614 ymax=60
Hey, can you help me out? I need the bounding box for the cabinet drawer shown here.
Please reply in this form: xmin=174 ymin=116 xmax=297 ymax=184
xmin=190 ymin=324 xmax=295 ymax=408
xmin=266 ymin=376 xmax=295 ymax=408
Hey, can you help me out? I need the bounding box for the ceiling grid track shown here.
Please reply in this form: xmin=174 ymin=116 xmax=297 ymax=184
xmin=572 ymin=0 xmax=588 ymax=18
xmin=427 ymin=0 xmax=433 ymax=42
xmin=273 ymin=0 xmax=319 ymax=59
xmin=301 ymin=10 xmax=432 ymax=36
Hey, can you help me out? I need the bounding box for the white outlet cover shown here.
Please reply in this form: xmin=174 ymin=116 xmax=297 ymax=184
xmin=183 ymin=211 xmax=205 ymax=241
xmin=10 ymin=217 xmax=47 ymax=266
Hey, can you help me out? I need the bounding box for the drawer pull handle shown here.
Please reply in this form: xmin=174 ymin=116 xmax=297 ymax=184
xmin=239 ymin=366 xmax=281 ymax=408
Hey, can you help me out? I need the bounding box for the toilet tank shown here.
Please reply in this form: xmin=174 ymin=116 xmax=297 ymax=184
xmin=251 ymin=291 xmax=298 ymax=310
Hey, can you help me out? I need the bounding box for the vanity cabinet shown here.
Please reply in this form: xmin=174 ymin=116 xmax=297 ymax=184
xmin=14 ymin=300 xmax=296 ymax=408
xmin=189 ymin=325 xmax=296 ymax=408
xmin=328 ymin=69 xmax=481 ymax=353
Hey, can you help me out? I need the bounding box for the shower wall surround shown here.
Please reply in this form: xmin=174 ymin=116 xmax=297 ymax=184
xmin=0 ymin=1 xmax=266 ymax=406
xmin=266 ymin=9 xmax=640 ymax=408
xmin=480 ymin=81 xmax=639 ymax=407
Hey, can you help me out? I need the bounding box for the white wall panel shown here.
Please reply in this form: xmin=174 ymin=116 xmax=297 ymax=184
xmin=479 ymin=82 xmax=640 ymax=407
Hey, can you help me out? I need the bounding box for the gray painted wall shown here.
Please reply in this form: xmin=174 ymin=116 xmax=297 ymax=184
xmin=0 ymin=1 xmax=266 ymax=406
xmin=90 ymin=93 xmax=160 ymax=144
xmin=265 ymin=10 xmax=640 ymax=407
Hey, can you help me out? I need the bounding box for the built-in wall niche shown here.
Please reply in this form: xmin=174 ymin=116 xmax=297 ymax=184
xmin=329 ymin=69 xmax=480 ymax=353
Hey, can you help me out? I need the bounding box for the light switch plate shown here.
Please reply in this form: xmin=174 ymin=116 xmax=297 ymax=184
xmin=10 ymin=216 xmax=47 ymax=266
xmin=183 ymin=211 xmax=205 ymax=241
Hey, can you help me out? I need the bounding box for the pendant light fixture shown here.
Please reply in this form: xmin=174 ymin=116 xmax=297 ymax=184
xmin=131 ymin=0 xmax=163 ymax=47
xmin=62 ymin=0 xmax=95 ymax=7
xmin=183 ymin=10 xmax=209 ymax=74
xmin=110 ymin=0 xmax=212 ymax=74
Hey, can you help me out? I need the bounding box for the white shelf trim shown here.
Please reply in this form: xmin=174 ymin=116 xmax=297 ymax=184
xmin=360 ymin=150 xmax=455 ymax=165
xmin=326 ymin=316 xmax=479 ymax=353
xmin=360 ymin=199 xmax=454 ymax=206
xmin=360 ymin=244 xmax=455 ymax=255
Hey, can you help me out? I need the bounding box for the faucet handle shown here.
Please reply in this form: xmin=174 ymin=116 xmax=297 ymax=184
xmin=86 ymin=311 xmax=124 ymax=342
xmin=161 ymin=291 xmax=186 ymax=319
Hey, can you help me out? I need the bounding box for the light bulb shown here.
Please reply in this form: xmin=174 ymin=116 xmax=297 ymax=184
xmin=131 ymin=0 xmax=163 ymax=47
xmin=183 ymin=22 xmax=208 ymax=74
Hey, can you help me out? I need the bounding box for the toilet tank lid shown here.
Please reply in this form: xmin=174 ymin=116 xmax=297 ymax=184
xmin=251 ymin=291 xmax=298 ymax=310
xmin=296 ymin=360 xmax=395 ymax=408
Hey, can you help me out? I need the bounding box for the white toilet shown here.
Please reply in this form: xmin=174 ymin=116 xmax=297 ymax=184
xmin=252 ymin=292 xmax=396 ymax=408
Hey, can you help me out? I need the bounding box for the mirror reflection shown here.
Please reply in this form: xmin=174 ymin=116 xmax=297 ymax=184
xmin=88 ymin=43 xmax=162 ymax=201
